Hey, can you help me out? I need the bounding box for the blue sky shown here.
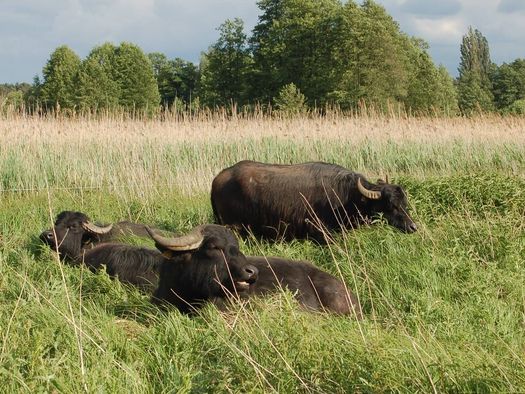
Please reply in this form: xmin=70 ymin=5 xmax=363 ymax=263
xmin=1 ymin=0 xmax=523 ymax=84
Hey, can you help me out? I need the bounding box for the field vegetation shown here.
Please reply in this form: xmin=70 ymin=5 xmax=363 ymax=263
xmin=1 ymin=113 xmax=524 ymax=392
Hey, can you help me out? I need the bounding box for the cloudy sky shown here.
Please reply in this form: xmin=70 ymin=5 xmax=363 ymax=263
xmin=1 ymin=0 xmax=523 ymax=84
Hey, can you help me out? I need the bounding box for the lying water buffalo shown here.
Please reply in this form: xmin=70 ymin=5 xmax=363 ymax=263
xmin=243 ymin=256 xmax=362 ymax=317
xmin=39 ymin=210 xmax=163 ymax=261
xmin=211 ymin=160 xmax=417 ymax=241
xmin=81 ymin=224 xmax=258 ymax=312
xmin=150 ymin=227 xmax=361 ymax=316
xmin=64 ymin=223 xmax=361 ymax=315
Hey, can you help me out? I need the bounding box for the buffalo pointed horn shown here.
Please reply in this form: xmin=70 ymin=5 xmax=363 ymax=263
xmin=385 ymin=174 xmax=389 ymax=184
xmin=82 ymin=221 xmax=113 ymax=234
xmin=146 ymin=226 xmax=204 ymax=251
xmin=357 ymin=177 xmax=382 ymax=200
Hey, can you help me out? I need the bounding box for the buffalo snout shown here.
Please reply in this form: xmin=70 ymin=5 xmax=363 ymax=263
xmin=40 ymin=230 xmax=55 ymax=245
xmin=235 ymin=264 xmax=258 ymax=291
xmin=243 ymin=264 xmax=258 ymax=281
xmin=406 ymin=222 xmax=418 ymax=233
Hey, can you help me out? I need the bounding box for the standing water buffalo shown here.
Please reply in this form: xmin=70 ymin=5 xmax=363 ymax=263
xmin=211 ymin=160 xmax=417 ymax=241
xmin=39 ymin=210 xmax=165 ymax=261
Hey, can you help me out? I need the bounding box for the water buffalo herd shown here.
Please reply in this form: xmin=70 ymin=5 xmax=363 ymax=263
xmin=40 ymin=160 xmax=416 ymax=318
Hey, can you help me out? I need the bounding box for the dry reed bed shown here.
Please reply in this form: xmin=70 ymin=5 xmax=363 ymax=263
xmin=1 ymin=116 xmax=524 ymax=197
xmin=2 ymin=115 xmax=525 ymax=143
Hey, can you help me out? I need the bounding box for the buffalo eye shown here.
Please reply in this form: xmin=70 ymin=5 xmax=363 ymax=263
xmin=204 ymin=241 xmax=222 ymax=252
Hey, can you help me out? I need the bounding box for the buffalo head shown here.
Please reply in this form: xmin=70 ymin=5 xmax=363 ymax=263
xmin=40 ymin=211 xmax=113 ymax=260
xmin=357 ymin=178 xmax=417 ymax=233
xmin=147 ymin=224 xmax=258 ymax=304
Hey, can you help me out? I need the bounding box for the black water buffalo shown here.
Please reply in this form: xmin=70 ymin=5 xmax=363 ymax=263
xmin=147 ymin=227 xmax=361 ymax=318
xmin=243 ymin=256 xmax=362 ymax=317
xmin=76 ymin=224 xmax=361 ymax=316
xmin=211 ymin=160 xmax=417 ymax=241
xmin=81 ymin=224 xmax=258 ymax=313
xmin=39 ymin=211 xmax=163 ymax=261
xmin=79 ymin=243 xmax=164 ymax=292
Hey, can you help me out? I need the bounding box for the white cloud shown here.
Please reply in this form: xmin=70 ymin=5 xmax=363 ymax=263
xmin=376 ymin=0 xmax=525 ymax=75
xmin=412 ymin=18 xmax=464 ymax=44
xmin=400 ymin=0 xmax=462 ymax=18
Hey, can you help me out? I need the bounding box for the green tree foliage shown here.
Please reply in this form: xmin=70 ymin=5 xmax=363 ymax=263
xmin=405 ymin=40 xmax=458 ymax=115
xmin=148 ymin=53 xmax=198 ymax=107
xmin=249 ymin=0 xmax=455 ymax=113
xmin=249 ymin=0 xmax=344 ymax=106
xmin=505 ymin=99 xmax=525 ymax=115
xmin=199 ymin=18 xmax=252 ymax=107
xmin=40 ymin=45 xmax=81 ymax=110
xmin=23 ymin=1 xmax=465 ymax=116
xmin=274 ymin=82 xmax=307 ymax=115
xmin=148 ymin=52 xmax=173 ymax=106
xmin=171 ymin=58 xmax=199 ymax=105
xmin=0 ymin=83 xmax=31 ymax=97
xmin=458 ymin=71 xmax=494 ymax=114
xmin=253 ymin=0 xmax=342 ymax=106
xmin=75 ymin=43 xmax=120 ymax=110
xmin=457 ymin=27 xmax=494 ymax=114
xmin=434 ymin=66 xmax=459 ymax=115
xmin=1 ymin=90 xmax=24 ymax=114
xmin=24 ymin=76 xmax=42 ymax=110
xmin=112 ymin=42 xmax=160 ymax=111
xmin=491 ymin=59 xmax=525 ymax=111
xmin=249 ymin=0 xmax=286 ymax=103
xmin=348 ymin=0 xmax=410 ymax=108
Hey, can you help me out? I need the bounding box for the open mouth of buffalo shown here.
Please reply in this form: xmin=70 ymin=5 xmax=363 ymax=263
xmin=235 ymin=276 xmax=256 ymax=291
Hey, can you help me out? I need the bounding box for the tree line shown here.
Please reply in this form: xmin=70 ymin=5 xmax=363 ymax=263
xmin=2 ymin=0 xmax=524 ymax=116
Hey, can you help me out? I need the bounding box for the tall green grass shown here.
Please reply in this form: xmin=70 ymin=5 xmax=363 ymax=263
xmin=0 ymin=115 xmax=524 ymax=392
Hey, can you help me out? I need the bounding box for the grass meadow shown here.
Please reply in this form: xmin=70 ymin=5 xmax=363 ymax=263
xmin=1 ymin=113 xmax=525 ymax=392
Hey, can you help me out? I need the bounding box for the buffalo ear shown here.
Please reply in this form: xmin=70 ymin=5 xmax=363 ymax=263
xmin=161 ymin=250 xmax=174 ymax=259
xmin=377 ymin=174 xmax=390 ymax=185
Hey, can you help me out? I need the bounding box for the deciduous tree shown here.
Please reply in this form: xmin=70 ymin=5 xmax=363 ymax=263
xmin=199 ymin=18 xmax=252 ymax=107
xmin=40 ymin=45 xmax=81 ymax=110
xmin=112 ymin=42 xmax=160 ymax=112
xmin=457 ymin=27 xmax=494 ymax=114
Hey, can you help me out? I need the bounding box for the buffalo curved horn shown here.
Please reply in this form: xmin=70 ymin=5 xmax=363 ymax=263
xmin=146 ymin=226 xmax=204 ymax=251
xmin=82 ymin=221 xmax=113 ymax=234
xmin=357 ymin=177 xmax=382 ymax=200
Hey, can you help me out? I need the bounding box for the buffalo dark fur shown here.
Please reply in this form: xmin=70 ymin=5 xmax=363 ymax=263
xmin=151 ymin=225 xmax=257 ymax=313
xmin=211 ymin=160 xmax=417 ymax=241
xmin=80 ymin=225 xmax=258 ymax=313
xmin=245 ymin=256 xmax=362 ymax=317
xmin=40 ymin=211 xmax=164 ymax=261
xmin=79 ymin=244 xmax=164 ymax=292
